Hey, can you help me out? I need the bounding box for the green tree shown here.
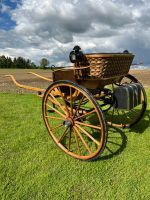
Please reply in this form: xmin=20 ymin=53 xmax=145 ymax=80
xmin=7 ymin=57 xmax=13 ymax=68
xmin=16 ymin=57 xmax=26 ymax=68
xmin=30 ymin=62 xmax=37 ymax=69
xmin=40 ymin=58 xmax=49 ymax=69
xmin=0 ymin=55 xmax=7 ymax=68
xmin=0 ymin=55 xmax=37 ymax=69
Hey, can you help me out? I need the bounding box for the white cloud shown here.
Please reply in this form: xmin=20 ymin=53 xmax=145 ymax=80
xmin=1 ymin=4 xmax=11 ymax=13
xmin=0 ymin=0 xmax=150 ymax=65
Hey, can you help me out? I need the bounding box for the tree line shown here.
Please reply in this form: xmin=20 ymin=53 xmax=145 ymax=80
xmin=0 ymin=55 xmax=37 ymax=69
xmin=0 ymin=55 xmax=58 ymax=69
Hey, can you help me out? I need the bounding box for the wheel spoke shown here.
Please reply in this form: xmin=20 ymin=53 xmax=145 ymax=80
xmin=58 ymin=87 xmax=70 ymax=116
xmin=73 ymin=95 xmax=85 ymax=118
xmin=74 ymin=109 xmax=96 ymax=120
xmin=47 ymin=96 xmax=59 ymax=106
xmin=48 ymin=93 xmax=67 ymax=115
xmin=46 ymin=103 xmax=66 ymax=118
xmin=74 ymin=126 xmax=92 ymax=154
xmin=76 ymin=124 xmax=100 ymax=146
xmin=70 ymin=87 xmax=73 ymax=116
xmin=73 ymin=128 xmax=81 ymax=155
xmin=75 ymin=121 xmax=101 ymax=130
xmin=68 ymin=127 xmax=72 ymax=151
xmin=72 ymin=90 xmax=80 ymax=102
xmin=53 ymin=88 xmax=60 ymax=95
xmin=45 ymin=116 xmax=64 ymax=120
xmin=50 ymin=123 xmax=63 ymax=131
xmin=58 ymin=127 xmax=69 ymax=143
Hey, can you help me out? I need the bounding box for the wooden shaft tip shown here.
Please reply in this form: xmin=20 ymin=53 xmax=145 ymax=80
xmin=4 ymin=74 xmax=12 ymax=77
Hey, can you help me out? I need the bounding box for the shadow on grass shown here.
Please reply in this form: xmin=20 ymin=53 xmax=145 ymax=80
xmin=97 ymin=127 xmax=127 ymax=161
xmin=94 ymin=111 xmax=150 ymax=161
xmin=129 ymin=110 xmax=150 ymax=134
xmin=86 ymin=113 xmax=127 ymax=161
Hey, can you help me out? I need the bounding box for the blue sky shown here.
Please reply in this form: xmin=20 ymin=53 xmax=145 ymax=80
xmin=0 ymin=0 xmax=150 ymax=66
xmin=0 ymin=0 xmax=19 ymax=30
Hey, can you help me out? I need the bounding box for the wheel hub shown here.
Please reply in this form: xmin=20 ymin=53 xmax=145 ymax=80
xmin=63 ymin=118 xmax=74 ymax=127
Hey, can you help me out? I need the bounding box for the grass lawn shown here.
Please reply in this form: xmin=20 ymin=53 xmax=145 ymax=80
xmin=0 ymin=90 xmax=150 ymax=200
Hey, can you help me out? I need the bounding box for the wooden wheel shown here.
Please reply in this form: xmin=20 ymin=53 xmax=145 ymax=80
xmin=42 ymin=80 xmax=107 ymax=161
xmin=101 ymin=74 xmax=147 ymax=128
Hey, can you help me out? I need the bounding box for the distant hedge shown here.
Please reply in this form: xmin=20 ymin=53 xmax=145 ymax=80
xmin=0 ymin=55 xmax=37 ymax=69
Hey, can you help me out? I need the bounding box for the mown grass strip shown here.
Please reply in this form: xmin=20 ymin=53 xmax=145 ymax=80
xmin=0 ymin=91 xmax=150 ymax=200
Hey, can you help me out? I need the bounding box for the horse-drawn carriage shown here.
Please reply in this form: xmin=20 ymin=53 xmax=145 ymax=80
xmin=6 ymin=46 xmax=147 ymax=161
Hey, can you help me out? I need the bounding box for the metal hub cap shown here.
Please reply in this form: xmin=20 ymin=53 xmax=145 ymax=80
xmin=63 ymin=118 xmax=74 ymax=128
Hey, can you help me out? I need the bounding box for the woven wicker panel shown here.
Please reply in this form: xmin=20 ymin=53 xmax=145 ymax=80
xmin=74 ymin=53 xmax=134 ymax=80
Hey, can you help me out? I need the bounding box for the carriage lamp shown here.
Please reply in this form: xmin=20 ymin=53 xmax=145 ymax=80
xmin=69 ymin=45 xmax=84 ymax=63
xmin=69 ymin=51 xmax=76 ymax=63
xmin=123 ymin=50 xmax=129 ymax=53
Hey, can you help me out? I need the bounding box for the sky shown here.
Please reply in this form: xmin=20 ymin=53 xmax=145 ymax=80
xmin=0 ymin=0 xmax=150 ymax=66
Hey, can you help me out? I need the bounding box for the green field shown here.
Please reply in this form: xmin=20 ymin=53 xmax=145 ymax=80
xmin=0 ymin=91 xmax=150 ymax=200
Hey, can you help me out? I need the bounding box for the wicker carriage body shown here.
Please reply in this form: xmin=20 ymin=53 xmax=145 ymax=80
xmin=73 ymin=53 xmax=134 ymax=89
xmin=74 ymin=53 xmax=134 ymax=79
